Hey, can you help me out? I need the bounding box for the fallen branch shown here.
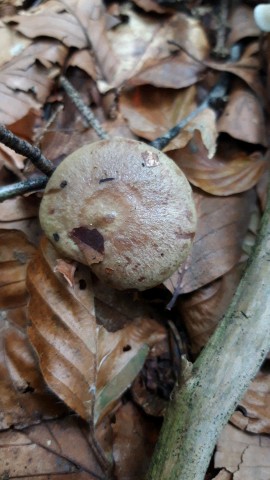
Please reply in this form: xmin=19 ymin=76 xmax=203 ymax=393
xmin=0 ymin=124 xmax=55 ymax=176
xmin=146 ymin=175 xmax=270 ymax=479
xmin=0 ymin=176 xmax=48 ymax=202
xmin=59 ymin=76 xmax=109 ymax=140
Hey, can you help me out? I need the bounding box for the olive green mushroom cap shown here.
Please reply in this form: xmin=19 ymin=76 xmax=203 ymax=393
xmin=39 ymin=137 xmax=197 ymax=290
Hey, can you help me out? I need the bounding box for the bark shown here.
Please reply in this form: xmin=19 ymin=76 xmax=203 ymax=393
xmin=146 ymin=179 xmax=270 ymax=480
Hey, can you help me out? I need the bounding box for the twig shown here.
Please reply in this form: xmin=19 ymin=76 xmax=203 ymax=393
xmin=150 ymin=72 xmax=230 ymax=151
xmin=213 ymin=0 xmax=230 ymax=59
xmin=59 ymin=76 xmax=109 ymax=140
xmin=0 ymin=176 xmax=48 ymax=202
xmin=0 ymin=125 xmax=55 ymax=176
xmin=146 ymin=173 xmax=270 ymax=480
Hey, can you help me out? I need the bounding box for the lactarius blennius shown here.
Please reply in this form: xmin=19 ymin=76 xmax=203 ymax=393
xmin=39 ymin=137 xmax=197 ymax=290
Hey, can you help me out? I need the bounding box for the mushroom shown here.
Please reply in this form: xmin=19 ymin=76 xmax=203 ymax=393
xmin=254 ymin=4 xmax=270 ymax=32
xmin=39 ymin=137 xmax=196 ymax=290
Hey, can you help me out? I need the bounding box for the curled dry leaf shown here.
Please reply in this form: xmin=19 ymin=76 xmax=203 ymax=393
xmin=218 ymin=81 xmax=267 ymax=146
xmin=0 ymin=23 xmax=30 ymax=67
xmin=164 ymin=188 xmax=255 ymax=295
xmin=120 ymin=85 xmax=217 ymax=155
xmin=215 ymin=423 xmax=270 ymax=480
xmin=8 ymin=0 xmax=118 ymax=82
xmin=206 ymin=42 xmax=264 ymax=98
xmin=0 ymin=230 xmax=65 ymax=429
xmin=0 ymin=40 xmax=67 ymax=124
xmin=231 ymin=364 xmax=270 ymax=434
xmin=227 ymin=5 xmax=260 ymax=46
xmin=169 ymin=132 xmax=267 ymax=196
xmin=102 ymin=6 xmax=208 ymax=90
xmin=27 ymin=238 xmax=167 ymax=424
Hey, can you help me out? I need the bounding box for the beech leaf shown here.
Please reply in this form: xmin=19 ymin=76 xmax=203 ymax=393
xmin=0 ymin=230 xmax=65 ymax=429
xmin=165 ymin=188 xmax=256 ymax=295
xmin=27 ymin=237 xmax=97 ymax=422
xmin=169 ymin=131 xmax=267 ymax=196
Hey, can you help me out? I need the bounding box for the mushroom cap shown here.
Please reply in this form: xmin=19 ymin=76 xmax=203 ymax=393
xmin=39 ymin=137 xmax=196 ymax=290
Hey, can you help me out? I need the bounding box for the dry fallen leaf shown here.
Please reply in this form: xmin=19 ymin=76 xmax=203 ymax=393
xmin=215 ymin=423 xmax=270 ymax=480
xmin=0 ymin=230 xmax=66 ymax=429
xmin=165 ymin=188 xmax=255 ymax=295
xmin=0 ymin=40 xmax=66 ymax=125
xmin=120 ymin=85 xmax=218 ymax=155
xmin=169 ymin=132 xmax=267 ymax=196
xmin=27 ymin=237 xmax=97 ymax=422
xmin=177 ymin=265 xmax=244 ymax=356
xmin=217 ymin=81 xmax=267 ymax=146
xmin=112 ymin=401 xmax=161 ymax=480
xmin=0 ymin=416 xmax=105 ymax=478
xmin=231 ymin=364 xmax=270 ymax=434
xmin=27 ymin=238 xmax=168 ymax=424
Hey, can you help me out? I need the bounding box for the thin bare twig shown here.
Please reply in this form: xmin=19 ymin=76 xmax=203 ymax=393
xmin=0 ymin=125 xmax=55 ymax=176
xmin=0 ymin=176 xmax=48 ymax=202
xmin=213 ymin=0 xmax=230 ymax=59
xmin=150 ymin=72 xmax=230 ymax=151
xmin=59 ymin=76 xmax=109 ymax=140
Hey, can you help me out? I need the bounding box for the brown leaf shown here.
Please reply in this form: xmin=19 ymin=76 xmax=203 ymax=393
xmin=231 ymin=364 xmax=270 ymax=435
xmin=206 ymin=42 xmax=264 ymax=98
xmin=99 ymin=7 xmax=208 ymax=91
xmin=8 ymin=0 xmax=118 ymax=82
xmin=112 ymin=402 xmax=161 ymax=480
xmin=169 ymin=132 xmax=267 ymax=196
xmin=218 ymin=81 xmax=267 ymax=146
xmin=0 ymin=196 xmax=38 ymax=222
xmin=215 ymin=423 xmax=270 ymax=479
xmin=177 ymin=264 xmax=244 ymax=356
xmin=27 ymin=237 xmax=97 ymax=422
xmin=164 ymin=188 xmax=256 ymax=294
xmin=54 ymin=258 xmax=77 ymax=287
xmin=27 ymin=238 xmax=165 ymax=424
xmin=0 ymin=23 xmax=30 ymax=67
xmin=95 ymin=316 xmax=167 ymax=423
xmin=227 ymin=5 xmax=260 ymax=46
xmin=121 ymin=84 xmax=218 ymax=155
xmin=0 ymin=40 xmax=66 ymax=124
xmin=0 ymin=230 xmax=65 ymax=429
xmin=0 ymin=417 xmax=104 ymax=478
xmin=131 ymin=0 xmax=173 ymax=14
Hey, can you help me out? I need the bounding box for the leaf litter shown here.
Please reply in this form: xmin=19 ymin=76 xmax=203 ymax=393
xmin=0 ymin=1 xmax=269 ymax=479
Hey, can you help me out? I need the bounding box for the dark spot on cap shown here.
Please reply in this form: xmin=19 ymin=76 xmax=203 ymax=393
xmin=53 ymin=233 xmax=60 ymax=242
xmin=60 ymin=180 xmax=67 ymax=188
xmin=138 ymin=276 xmax=146 ymax=282
xmin=142 ymin=163 xmax=145 ymax=167
xmin=99 ymin=177 xmax=115 ymax=184
xmin=71 ymin=227 xmax=104 ymax=254
xmin=123 ymin=345 xmax=131 ymax=352
xmin=79 ymin=279 xmax=87 ymax=290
